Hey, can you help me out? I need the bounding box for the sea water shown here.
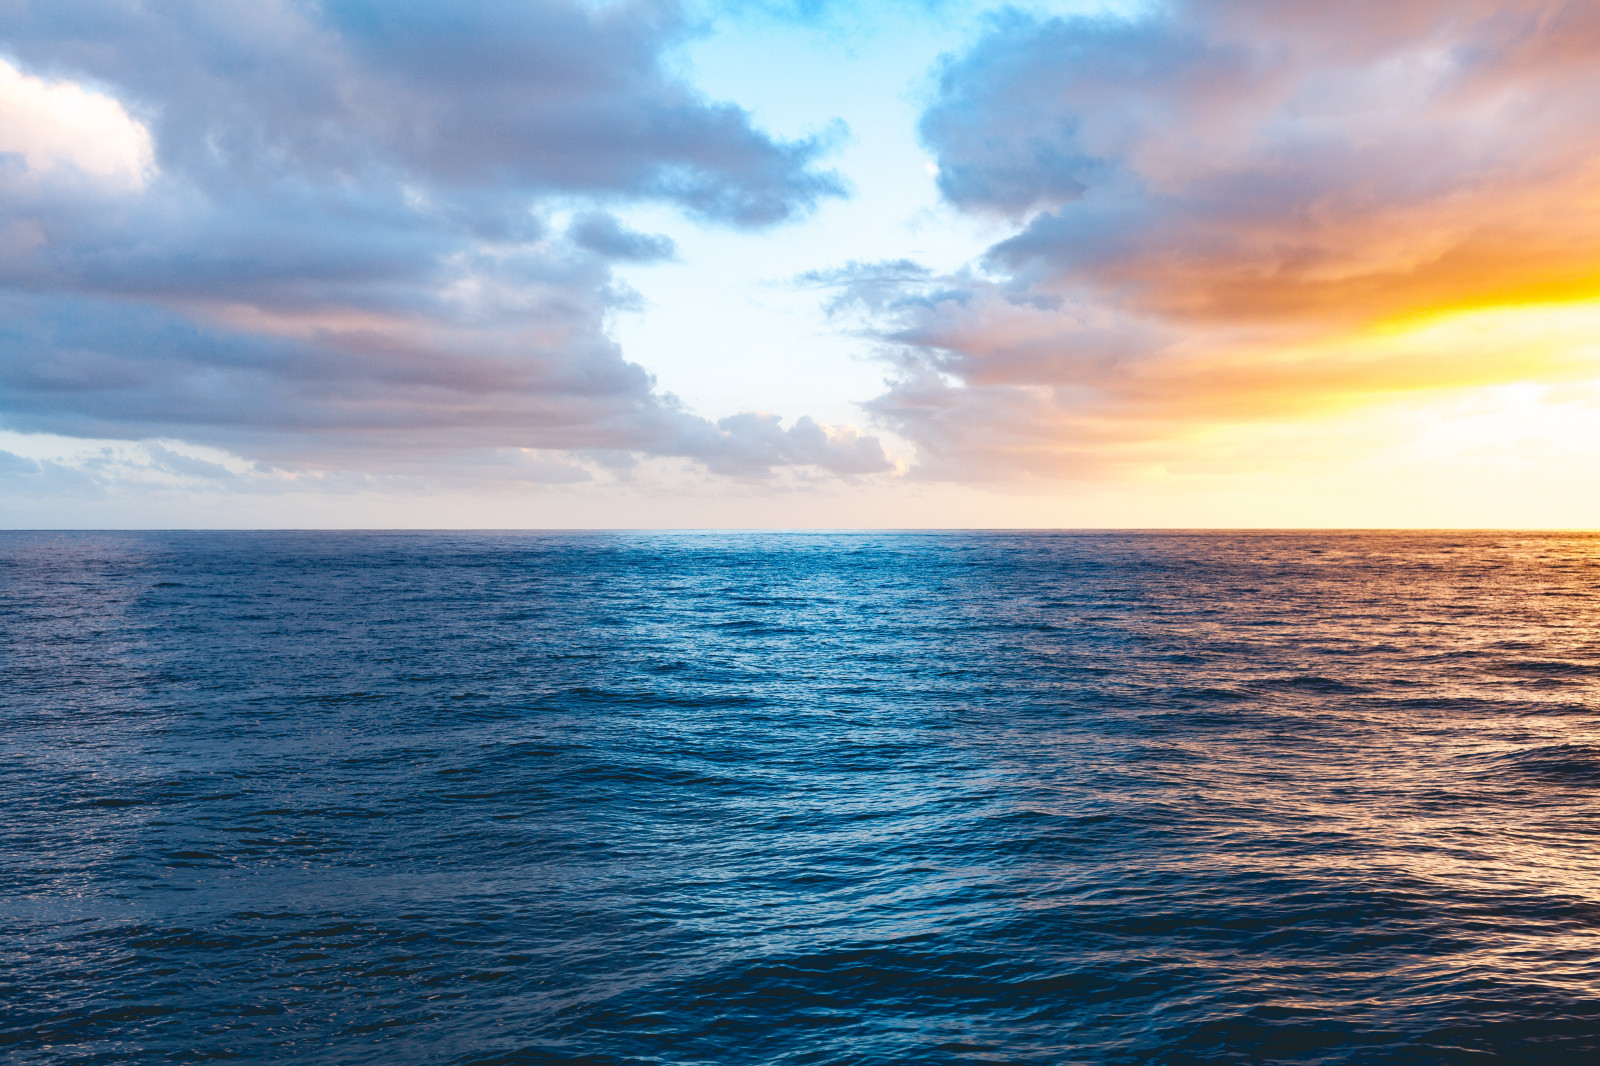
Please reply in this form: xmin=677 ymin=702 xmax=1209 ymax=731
xmin=3 ymin=530 xmax=1599 ymax=1063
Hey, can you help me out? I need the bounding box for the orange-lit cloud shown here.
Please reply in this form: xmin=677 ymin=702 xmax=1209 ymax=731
xmin=850 ymin=0 xmax=1600 ymax=481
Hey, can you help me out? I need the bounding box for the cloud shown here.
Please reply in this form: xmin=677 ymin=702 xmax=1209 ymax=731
xmin=567 ymin=212 xmax=678 ymax=262
xmin=919 ymin=0 xmax=1600 ymax=321
xmin=0 ymin=0 xmax=889 ymax=482
xmin=142 ymin=444 xmax=236 ymax=482
xmin=0 ymin=447 xmax=38 ymax=476
xmin=0 ymin=57 xmax=152 ymax=187
xmin=0 ymin=282 xmax=891 ymax=476
xmin=0 ymin=447 xmax=107 ymax=499
xmin=0 ymin=0 xmax=845 ymax=225
xmin=841 ymin=0 xmax=1600 ymax=479
xmin=682 ymin=412 xmax=892 ymax=476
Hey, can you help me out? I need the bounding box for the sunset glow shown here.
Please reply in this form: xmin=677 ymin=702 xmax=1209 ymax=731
xmin=12 ymin=8 xmax=1600 ymax=1059
xmin=1 ymin=0 xmax=1597 ymax=526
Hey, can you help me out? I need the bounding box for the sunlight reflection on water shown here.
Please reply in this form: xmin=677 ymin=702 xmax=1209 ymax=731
xmin=2 ymin=530 xmax=1599 ymax=1063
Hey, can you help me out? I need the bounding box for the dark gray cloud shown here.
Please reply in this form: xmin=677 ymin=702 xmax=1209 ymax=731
xmin=0 ymin=0 xmax=888 ymax=480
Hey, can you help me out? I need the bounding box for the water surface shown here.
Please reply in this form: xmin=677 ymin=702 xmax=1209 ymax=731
xmin=3 ymin=531 xmax=1599 ymax=1063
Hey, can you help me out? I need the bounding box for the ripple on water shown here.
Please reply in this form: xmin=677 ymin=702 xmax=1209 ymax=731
xmin=2 ymin=530 xmax=1600 ymax=1064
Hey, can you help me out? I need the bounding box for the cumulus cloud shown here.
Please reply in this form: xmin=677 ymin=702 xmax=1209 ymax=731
xmin=0 ymin=0 xmax=887 ymax=481
xmin=0 ymin=0 xmax=845 ymax=224
xmin=843 ymin=0 xmax=1600 ymax=479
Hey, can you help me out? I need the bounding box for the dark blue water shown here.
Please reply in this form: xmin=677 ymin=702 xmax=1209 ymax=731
xmin=3 ymin=531 xmax=1600 ymax=1064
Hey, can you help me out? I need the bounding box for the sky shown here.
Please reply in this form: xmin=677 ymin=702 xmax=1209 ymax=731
xmin=2 ymin=0 xmax=1598 ymax=528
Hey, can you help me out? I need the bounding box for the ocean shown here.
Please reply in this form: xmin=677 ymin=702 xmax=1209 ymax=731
xmin=3 ymin=530 xmax=1599 ymax=1064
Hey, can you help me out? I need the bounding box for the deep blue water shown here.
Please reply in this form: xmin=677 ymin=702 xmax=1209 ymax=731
xmin=3 ymin=531 xmax=1600 ymax=1064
